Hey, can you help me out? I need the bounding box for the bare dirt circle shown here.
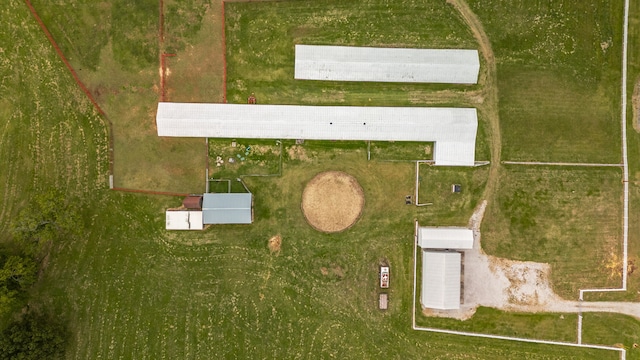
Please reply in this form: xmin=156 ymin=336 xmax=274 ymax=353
xmin=301 ymin=171 xmax=365 ymax=233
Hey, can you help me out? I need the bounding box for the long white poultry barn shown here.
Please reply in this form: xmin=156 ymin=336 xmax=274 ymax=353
xmin=156 ymin=103 xmax=478 ymax=166
xmin=294 ymin=45 xmax=480 ymax=84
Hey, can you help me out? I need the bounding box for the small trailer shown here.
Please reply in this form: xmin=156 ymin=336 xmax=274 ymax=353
xmin=379 ymin=293 xmax=388 ymax=310
xmin=380 ymin=266 xmax=389 ymax=288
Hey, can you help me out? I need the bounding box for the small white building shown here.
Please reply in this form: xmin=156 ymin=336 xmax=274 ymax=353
xmin=165 ymin=210 xmax=204 ymax=230
xmin=417 ymin=226 xmax=474 ymax=250
xmin=421 ymin=250 xmax=461 ymax=310
xmin=295 ymin=45 xmax=480 ymax=84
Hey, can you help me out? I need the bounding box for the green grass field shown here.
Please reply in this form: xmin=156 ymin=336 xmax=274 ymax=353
xmin=627 ymin=0 xmax=640 ymax=306
xmin=482 ymin=166 xmax=624 ymax=299
xmin=30 ymin=0 xmax=212 ymax=192
xmin=225 ymin=0 xmax=480 ymax=106
xmin=468 ymin=0 xmax=623 ymax=163
xmin=468 ymin=0 xmax=640 ymax=303
xmin=3 ymin=0 xmax=640 ymax=358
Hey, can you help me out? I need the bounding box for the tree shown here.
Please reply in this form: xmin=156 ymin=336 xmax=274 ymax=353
xmin=10 ymin=190 xmax=81 ymax=258
xmin=0 ymin=255 xmax=36 ymax=317
xmin=0 ymin=312 xmax=67 ymax=360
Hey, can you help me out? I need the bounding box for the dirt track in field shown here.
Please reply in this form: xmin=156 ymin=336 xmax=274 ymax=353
xmin=301 ymin=171 xmax=364 ymax=233
xmin=447 ymin=0 xmax=502 ymax=203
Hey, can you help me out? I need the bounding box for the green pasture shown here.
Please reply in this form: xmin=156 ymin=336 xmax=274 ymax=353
xmin=625 ymin=0 xmax=640 ymax=304
xmin=0 ymin=1 xmax=108 ymax=235
xmin=418 ymin=307 xmax=579 ymax=343
xmin=582 ymin=313 xmax=640 ymax=348
xmin=417 ymin=165 xmax=489 ymax=225
xmin=369 ymin=141 xmax=434 ymax=161
xmin=468 ymin=0 xmax=623 ymax=163
xmin=482 ymin=166 xmax=624 ymax=299
xmin=34 ymin=189 xmax=619 ymax=359
xmin=224 ymin=0 xmax=480 ymax=106
xmin=2 ymin=0 xmax=640 ymax=358
xmin=30 ymin=0 xmax=214 ymax=192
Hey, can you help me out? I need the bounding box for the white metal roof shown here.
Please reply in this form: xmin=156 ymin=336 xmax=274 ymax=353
xmin=202 ymin=193 xmax=252 ymax=224
xmin=295 ymin=45 xmax=480 ymax=84
xmin=421 ymin=251 xmax=461 ymax=310
xmin=417 ymin=227 xmax=474 ymax=250
xmin=165 ymin=211 xmax=204 ymax=230
xmin=156 ymin=103 xmax=477 ymax=166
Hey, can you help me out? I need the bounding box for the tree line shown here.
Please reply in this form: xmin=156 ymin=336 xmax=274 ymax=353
xmin=0 ymin=190 xmax=79 ymax=359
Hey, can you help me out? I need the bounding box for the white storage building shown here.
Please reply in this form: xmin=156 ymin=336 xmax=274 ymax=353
xmin=294 ymin=45 xmax=480 ymax=84
xmin=417 ymin=226 xmax=474 ymax=250
xmin=420 ymin=250 xmax=461 ymax=310
xmin=165 ymin=210 xmax=204 ymax=230
xmin=156 ymin=103 xmax=478 ymax=166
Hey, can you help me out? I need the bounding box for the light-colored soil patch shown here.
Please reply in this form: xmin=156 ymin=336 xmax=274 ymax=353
xmin=287 ymin=145 xmax=309 ymax=161
xmin=301 ymin=171 xmax=364 ymax=233
xmin=320 ymin=265 xmax=345 ymax=278
xmin=268 ymin=234 xmax=281 ymax=254
xmin=633 ymin=78 xmax=640 ymax=132
xmin=423 ymin=201 xmax=640 ymax=321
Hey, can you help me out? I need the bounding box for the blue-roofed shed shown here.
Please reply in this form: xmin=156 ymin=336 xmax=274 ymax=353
xmin=202 ymin=193 xmax=253 ymax=224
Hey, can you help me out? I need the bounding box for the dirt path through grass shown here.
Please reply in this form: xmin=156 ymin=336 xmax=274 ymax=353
xmin=446 ymin=0 xmax=501 ymax=203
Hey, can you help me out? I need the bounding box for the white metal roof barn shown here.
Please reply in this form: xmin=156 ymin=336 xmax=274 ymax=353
xmin=421 ymin=250 xmax=461 ymax=310
xmin=294 ymin=45 xmax=480 ymax=84
xmin=202 ymin=193 xmax=253 ymax=225
xmin=156 ymin=103 xmax=478 ymax=166
xmin=417 ymin=226 xmax=474 ymax=250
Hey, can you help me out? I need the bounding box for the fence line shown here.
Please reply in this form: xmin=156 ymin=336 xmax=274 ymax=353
xmin=112 ymin=187 xmax=188 ymax=197
xmin=23 ymin=0 xmax=115 ymax=186
xmin=414 ymin=161 xmax=432 ymax=206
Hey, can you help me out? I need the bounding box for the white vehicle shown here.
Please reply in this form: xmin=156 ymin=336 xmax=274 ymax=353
xmin=380 ymin=266 xmax=389 ymax=288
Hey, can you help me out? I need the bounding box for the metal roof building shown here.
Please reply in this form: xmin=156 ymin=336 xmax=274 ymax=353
xmin=182 ymin=195 xmax=203 ymax=210
xmin=165 ymin=210 xmax=204 ymax=230
xmin=417 ymin=226 xmax=474 ymax=250
xmin=156 ymin=103 xmax=477 ymax=166
xmin=202 ymin=193 xmax=252 ymax=224
xmin=421 ymin=250 xmax=461 ymax=310
xmin=294 ymin=45 xmax=480 ymax=84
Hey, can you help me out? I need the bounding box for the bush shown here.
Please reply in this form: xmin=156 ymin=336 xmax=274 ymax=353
xmin=0 ymin=312 xmax=68 ymax=360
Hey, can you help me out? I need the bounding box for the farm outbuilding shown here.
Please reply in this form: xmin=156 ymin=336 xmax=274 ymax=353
xmin=417 ymin=226 xmax=474 ymax=250
xmin=202 ymin=193 xmax=253 ymax=224
xmin=165 ymin=210 xmax=204 ymax=230
xmin=182 ymin=195 xmax=203 ymax=210
xmin=294 ymin=45 xmax=480 ymax=84
xmin=420 ymin=250 xmax=461 ymax=310
xmin=156 ymin=103 xmax=478 ymax=166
